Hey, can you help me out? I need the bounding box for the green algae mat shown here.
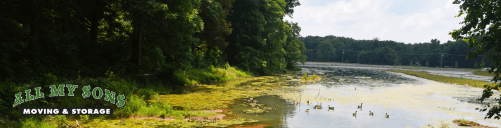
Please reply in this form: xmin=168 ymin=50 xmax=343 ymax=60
xmin=72 ymin=75 xmax=298 ymax=127
xmin=151 ymin=76 xmax=289 ymax=110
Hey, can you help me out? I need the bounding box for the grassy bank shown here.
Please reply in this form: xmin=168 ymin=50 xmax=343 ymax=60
xmin=181 ymin=65 xmax=252 ymax=86
xmin=387 ymin=70 xmax=499 ymax=91
xmin=0 ymin=66 xmax=253 ymax=128
xmin=461 ymin=69 xmax=497 ymax=77
xmin=395 ymin=67 xmax=497 ymax=77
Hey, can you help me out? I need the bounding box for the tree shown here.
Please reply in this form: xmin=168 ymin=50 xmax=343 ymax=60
xmin=474 ymin=61 xmax=479 ymax=69
xmin=430 ymin=39 xmax=441 ymax=67
xmin=326 ymin=38 xmax=344 ymax=49
xmin=226 ymin=0 xmax=301 ymax=75
xmin=357 ymin=50 xmax=373 ymax=64
xmin=480 ymin=60 xmax=486 ymax=69
xmin=374 ymin=46 xmax=400 ymax=65
xmin=455 ymin=61 xmax=459 ymax=68
xmin=195 ymin=0 xmax=234 ymax=66
xmin=300 ymin=35 xmax=484 ymax=68
xmin=450 ymin=0 xmax=501 ymax=119
xmin=316 ymin=41 xmax=336 ymax=62
xmin=284 ymin=0 xmax=301 ymax=17
xmin=304 ymin=49 xmax=317 ymax=61
xmin=284 ymin=21 xmax=307 ymax=70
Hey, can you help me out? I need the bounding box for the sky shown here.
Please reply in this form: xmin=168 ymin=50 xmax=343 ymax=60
xmin=284 ymin=0 xmax=466 ymax=44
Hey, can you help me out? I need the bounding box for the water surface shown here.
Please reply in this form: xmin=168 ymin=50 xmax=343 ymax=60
xmin=227 ymin=62 xmax=501 ymax=128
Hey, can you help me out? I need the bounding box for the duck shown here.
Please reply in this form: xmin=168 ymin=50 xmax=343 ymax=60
xmin=369 ymin=111 xmax=374 ymax=116
xmin=314 ymin=103 xmax=322 ymax=109
xmin=328 ymin=105 xmax=334 ymax=110
xmin=385 ymin=113 xmax=389 ymax=118
xmin=353 ymin=111 xmax=357 ymax=116
xmin=357 ymin=103 xmax=363 ymax=109
xmin=305 ymin=109 xmax=309 ymax=112
xmin=306 ymin=100 xmax=310 ymax=104
xmin=355 ymin=87 xmax=357 ymax=90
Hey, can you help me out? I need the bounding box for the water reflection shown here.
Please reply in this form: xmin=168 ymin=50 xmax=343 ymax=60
xmin=286 ymin=101 xmax=428 ymax=128
xmin=227 ymin=95 xmax=296 ymax=127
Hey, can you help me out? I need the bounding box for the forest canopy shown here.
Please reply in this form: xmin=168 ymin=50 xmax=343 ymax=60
xmin=0 ymin=0 xmax=307 ymax=82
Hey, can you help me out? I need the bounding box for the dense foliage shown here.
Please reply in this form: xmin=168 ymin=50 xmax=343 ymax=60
xmin=450 ymin=0 xmax=501 ymax=119
xmin=301 ymin=35 xmax=487 ymax=68
xmin=225 ymin=0 xmax=306 ymax=75
xmin=0 ymin=0 xmax=307 ymax=125
xmin=0 ymin=0 xmax=305 ymax=81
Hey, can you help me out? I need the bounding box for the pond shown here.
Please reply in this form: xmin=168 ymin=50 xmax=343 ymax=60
xmin=225 ymin=62 xmax=501 ymax=128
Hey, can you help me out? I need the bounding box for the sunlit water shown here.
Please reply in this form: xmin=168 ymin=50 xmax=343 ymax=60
xmin=227 ymin=62 xmax=501 ymax=128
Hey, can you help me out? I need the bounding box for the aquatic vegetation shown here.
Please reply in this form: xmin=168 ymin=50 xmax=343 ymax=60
xmin=396 ymin=67 xmax=497 ymax=77
xmin=63 ymin=116 xmax=259 ymax=128
xmin=154 ymin=86 xmax=259 ymax=110
xmin=243 ymin=108 xmax=269 ymax=114
xmin=302 ymin=72 xmax=308 ymax=80
xmin=153 ymin=76 xmax=283 ymax=110
xmin=387 ymin=70 xmax=499 ymax=90
xmin=451 ymin=119 xmax=497 ymax=128
xmin=301 ymin=72 xmax=321 ymax=81
xmin=452 ymin=119 xmax=480 ymax=126
xmin=308 ymin=74 xmax=321 ymax=80
xmin=114 ymin=94 xmax=220 ymax=120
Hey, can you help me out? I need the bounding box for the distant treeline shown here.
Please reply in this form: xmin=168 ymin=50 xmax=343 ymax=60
xmin=300 ymin=35 xmax=490 ymax=68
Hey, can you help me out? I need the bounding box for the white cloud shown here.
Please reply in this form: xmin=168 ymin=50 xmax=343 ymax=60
xmin=285 ymin=0 xmax=465 ymax=43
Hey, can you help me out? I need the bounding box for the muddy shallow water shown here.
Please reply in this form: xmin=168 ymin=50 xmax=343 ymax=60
xmin=227 ymin=62 xmax=501 ymax=128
